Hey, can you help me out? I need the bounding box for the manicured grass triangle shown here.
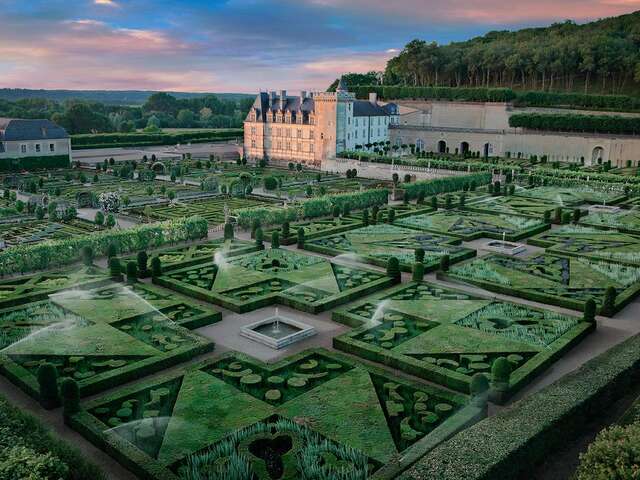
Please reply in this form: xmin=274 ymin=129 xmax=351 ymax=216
xmin=277 ymin=366 xmax=397 ymax=463
xmin=158 ymin=369 xmax=274 ymax=466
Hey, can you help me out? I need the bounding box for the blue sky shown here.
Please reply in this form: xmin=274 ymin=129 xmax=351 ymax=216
xmin=0 ymin=0 xmax=638 ymax=93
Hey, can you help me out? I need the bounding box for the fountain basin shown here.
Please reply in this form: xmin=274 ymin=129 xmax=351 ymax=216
xmin=483 ymin=240 xmax=526 ymax=256
xmin=240 ymin=316 xmax=316 ymax=349
xmin=587 ymin=204 xmax=621 ymax=214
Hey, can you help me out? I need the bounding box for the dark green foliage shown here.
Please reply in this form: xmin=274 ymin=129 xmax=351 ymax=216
xmin=573 ymin=208 xmax=581 ymax=223
xmin=403 ymin=334 xmax=640 ymax=480
xmin=575 ymin=423 xmax=640 ymax=480
xmin=255 ymin=227 xmax=264 ymax=248
xmin=271 ymin=231 xmax=280 ymax=249
xmin=251 ymin=218 xmax=261 ymax=239
xmin=60 ymin=378 xmax=80 ymax=416
xmin=561 ymin=211 xmax=572 ymax=224
xmin=342 ymin=202 xmax=351 ymax=217
xmin=386 ymin=256 xmax=401 ymax=281
xmin=333 ymin=205 xmax=341 ymax=217
xmin=470 ymin=373 xmax=489 ymax=396
xmin=151 ymin=256 xmax=162 ymax=278
xmin=602 ymin=287 xmax=617 ymax=316
xmin=459 ymin=194 xmax=466 ymax=208
xmin=126 ymin=261 xmax=138 ymax=283
xmin=0 ymin=395 xmax=103 ymax=480
xmin=94 ymin=211 xmax=104 ymax=226
xmin=282 ymin=221 xmax=290 ymax=238
xmin=584 ymin=298 xmax=597 ymax=324
xmin=543 ymin=210 xmax=551 ymax=223
xmin=0 ymin=155 xmax=70 ymax=172
xmin=412 ymin=262 xmax=425 ymax=282
xmin=37 ymin=363 xmax=59 ymax=409
xmin=362 ymin=208 xmax=369 ymax=226
xmin=263 ymin=176 xmax=278 ymax=190
xmin=80 ymin=246 xmax=93 ymax=266
xmin=376 ymin=210 xmax=384 ymax=224
xmin=491 ymin=357 xmax=512 ymax=385
xmin=71 ymin=130 xmax=242 ymax=150
xmin=109 ymin=257 xmax=122 ymax=279
xmin=404 ymin=173 xmax=491 ymax=201
xmin=493 ymin=181 xmax=501 ymax=196
xmin=296 ymin=227 xmax=305 ymax=248
xmin=445 ymin=194 xmax=453 ymax=209
xmin=415 ymin=248 xmax=425 ymax=263
xmin=554 ymin=207 xmax=563 ymax=223
xmin=440 ymin=255 xmax=450 ymax=272
xmin=510 ymin=113 xmax=640 ymax=135
xmin=137 ymin=250 xmax=148 ymax=275
xmin=371 ymin=205 xmax=379 ymax=224
xmin=387 ymin=208 xmax=396 ymax=223
xmin=224 ymin=222 xmax=234 ymax=240
xmin=430 ymin=196 xmax=438 ymax=209
xmin=417 ymin=191 xmax=425 ymax=204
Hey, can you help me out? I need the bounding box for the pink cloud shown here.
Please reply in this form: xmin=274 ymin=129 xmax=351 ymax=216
xmin=306 ymin=0 xmax=640 ymax=23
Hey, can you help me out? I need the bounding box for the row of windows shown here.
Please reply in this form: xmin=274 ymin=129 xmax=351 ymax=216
xmin=251 ymin=139 xmax=315 ymax=153
xmin=17 ymin=143 xmax=56 ymax=154
xmin=252 ymin=126 xmax=315 ymax=140
xmin=351 ymin=117 xmax=388 ymax=127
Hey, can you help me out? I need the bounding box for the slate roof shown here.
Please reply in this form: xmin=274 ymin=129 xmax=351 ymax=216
xmin=249 ymin=93 xmax=315 ymax=122
xmin=353 ymin=100 xmax=398 ymax=117
xmin=0 ymin=118 xmax=69 ymax=142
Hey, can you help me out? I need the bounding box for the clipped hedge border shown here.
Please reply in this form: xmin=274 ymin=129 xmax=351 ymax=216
xmin=68 ymin=347 xmax=479 ymax=480
xmin=303 ymin=235 xmax=476 ymax=273
xmin=403 ymin=173 xmax=492 ymax=201
xmin=401 ymin=333 xmax=640 ymax=480
xmin=154 ymin=254 xmax=397 ymax=314
xmin=440 ymin=253 xmax=640 ymax=317
xmin=332 ymin=281 xmax=592 ymax=400
xmin=71 ymin=129 xmax=242 ymax=149
xmin=0 ymin=154 xmax=70 ymax=171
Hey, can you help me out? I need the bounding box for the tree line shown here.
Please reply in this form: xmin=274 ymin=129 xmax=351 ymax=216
xmin=0 ymin=92 xmax=254 ymax=135
xmin=343 ymin=11 xmax=640 ymax=96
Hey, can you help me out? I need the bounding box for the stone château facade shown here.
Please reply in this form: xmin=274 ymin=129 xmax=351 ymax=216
xmin=243 ymin=80 xmax=399 ymax=166
xmin=0 ymin=118 xmax=71 ymax=165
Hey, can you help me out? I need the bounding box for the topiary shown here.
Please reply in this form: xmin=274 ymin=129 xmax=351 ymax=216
xmin=491 ymin=357 xmax=512 ymax=388
xmin=37 ymin=362 xmax=59 ymax=409
xmin=332 ymin=205 xmax=341 ymax=218
xmin=459 ymin=194 xmax=466 ymax=208
xmin=80 ymin=246 xmax=94 ymax=266
xmin=362 ymin=208 xmax=369 ymax=226
xmin=109 ymin=257 xmax=122 ymax=280
xmin=387 ymin=208 xmax=396 ymax=223
xmin=440 ymin=254 xmax=450 ymax=272
xmin=430 ymin=196 xmax=438 ymax=209
xmin=371 ymin=206 xmax=379 ymax=225
xmin=296 ymin=227 xmax=305 ymax=249
xmin=137 ymin=250 xmax=148 ymax=275
xmin=107 ymin=243 xmax=118 ymax=258
xmin=573 ymin=208 xmax=581 ymax=223
xmin=271 ymin=231 xmax=280 ymax=249
xmin=584 ymin=298 xmax=597 ymax=324
xmin=412 ymin=262 xmax=425 ymax=282
xmin=554 ymin=207 xmax=563 ymax=223
xmin=376 ymin=210 xmax=384 ymax=224
xmin=417 ymin=191 xmax=425 ymax=204
xmin=282 ymin=221 xmax=290 ymax=238
xmin=151 ymin=256 xmax=162 ymax=278
xmin=60 ymin=378 xmax=80 ymax=416
xmin=562 ymin=211 xmax=572 ymax=224
xmin=543 ymin=210 xmax=551 ymax=223
xmin=601 ymin=286 xmax=617 ymax=316
xmin=386 ymin=257 xmax=401 ymax=281
xmin=255 ymin=227 xmax=264 ymax=248
xmin=415 ymin=248 xmax=425 ymax=263
xmin=224 ymin=222 xmax=234 ymax=240
xmin=445 ymin=194 xmax=453 ymax=209
xmin=470 ymin=373 xmax=489 ymax=396
xmin=126 ymin=261 xmax=138 ymax=284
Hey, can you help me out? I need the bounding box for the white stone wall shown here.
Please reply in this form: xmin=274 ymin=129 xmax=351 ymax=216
xmin=0 ymin=138 xmax=71 ymax=159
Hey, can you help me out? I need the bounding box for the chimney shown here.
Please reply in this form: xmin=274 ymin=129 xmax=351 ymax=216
xmin=300 ymin=90 xmax=307 ymax=102
xmin=280 ymin=90 xmax=287 ymax=109
xmin=369 ymin=92 xmax=378 ymax=105
xmin=270 ymin=91 xmax=277 ymax=106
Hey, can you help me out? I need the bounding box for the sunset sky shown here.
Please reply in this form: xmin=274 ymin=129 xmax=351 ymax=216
xmin=1 ymin=0 xmax=639 ymax=93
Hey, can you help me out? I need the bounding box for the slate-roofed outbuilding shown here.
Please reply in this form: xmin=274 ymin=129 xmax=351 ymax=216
xmin=0 ymin=118 xmax=69 ymax=142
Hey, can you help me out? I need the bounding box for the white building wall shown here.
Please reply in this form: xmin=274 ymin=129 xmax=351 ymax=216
xmin=0 ymin=139 xmax=71 ymax=159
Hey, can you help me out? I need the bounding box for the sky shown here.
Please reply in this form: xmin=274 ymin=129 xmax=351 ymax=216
xmin=1 ymin=0 xmax=639 ymax=94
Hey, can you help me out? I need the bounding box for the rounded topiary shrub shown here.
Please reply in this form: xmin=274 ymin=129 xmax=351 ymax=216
xmin=415 ymin=248 xmax=425 ymax=263
xmin=362 ymin=208 xmax=370 ymax=226
xmin=126 ymin=261 xmax=138 ymax=284
xmin=224 ymin=222 xmax=234 ymax=240
xmin=601 ymin=287 xmax=617 ymax=316
xmin=109 ymin=257 xmax=122 ymax=280
xmin=430 ymin=196 xmax=438 ymax=209
xmin=151 ymin=256 xmax=162 ymax=278
xmin=386 ymin=257 xmax=401 ymax=281
xmin=387 ymin=208 xmax=396 ymax=224
xmin=470 ymin=373 xmax=489 ymax=396
xmin=107 ymin=243 xmax=118 ymax=259
xmin=297 ymin=227 xmax=305 ymax=248
xmin=440 ymin=254 xmax=450 ymax=272
xmin=37 ymin=362 xmax=59 ymax=409
xmin=81 ymin=246 xmax=94 ymax=267
xmin=137 ymin=250 xmax=148 ymax=275
xmin=282 ymin=221 xmax=290 ymax=239
xmin=575 ymin=422 xmax=640 ymax=480
xmin=333 ymin=205 xmax=341 ymax=218
xmin=412 ymin=262 xmax=425 ymax=282
xmin=60 ymin=378 xmax=80 ymax=416
xmin=491 ymin=357 xmax=512 ymax=387
xmin=271 ymin=231 xmax=280 ymax=249
xmin=584 ymin=298 xmax=597 ymax=324
xmin=255 ymin=227 xmax=264 ymax=248
xmin=445 ymin=194 xmax=453 ymax=209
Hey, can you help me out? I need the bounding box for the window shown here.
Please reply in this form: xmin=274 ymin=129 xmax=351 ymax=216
xmin=251 ymin=127 xmax=256 ymax=135
xmin=20 ymin=144 xmax=27 ymax=154
xmin=285 ymin=129 xmax=291 ymax=138
xmin=276 ymin=128 xmax=281 ymax=137
xmin=297 ymin=143 xmax=302 ymax=152
xmin=355 ymin=130 xmax=358 ymax=139
xmin=35 ymin=144 xmax=41 ymax=153
xmin=310 ymin=144 xmax=314 ymax=152
xmin=347 ymin=133 xmax=350 ymax=140
xmin=297 ymin=129 xmax=302 ymax=138
xmin=277 ymin=141 xmax=282 ymax=150
xmin=286 ymin=142 xmax=291 ymax=151
xmin=309 ymin=131 xmax=314 ymax=139
xmin=251 ymin=140 xmax=256 ymax=148
xmin=348 ymin=117 xmax=351 ymax=125
xmin=49 ymin=143 xmax=55 ymax=152
xmin=355 ymin=119 xmax=359 ymax=127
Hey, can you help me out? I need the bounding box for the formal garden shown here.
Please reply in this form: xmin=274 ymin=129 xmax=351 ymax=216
xmin=0 ymin=162 xmax=639 ymax=480
xmin=303 ymin=224 xmax=475 ymax=272
xmin=155 ymin=247 xmax=395 ymax=313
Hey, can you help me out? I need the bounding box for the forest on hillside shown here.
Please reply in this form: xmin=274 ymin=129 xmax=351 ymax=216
xmin=0 ymin=92 xmax=254 ymax=135
xmin=332 ymin=11 xmax=640 ymax=96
